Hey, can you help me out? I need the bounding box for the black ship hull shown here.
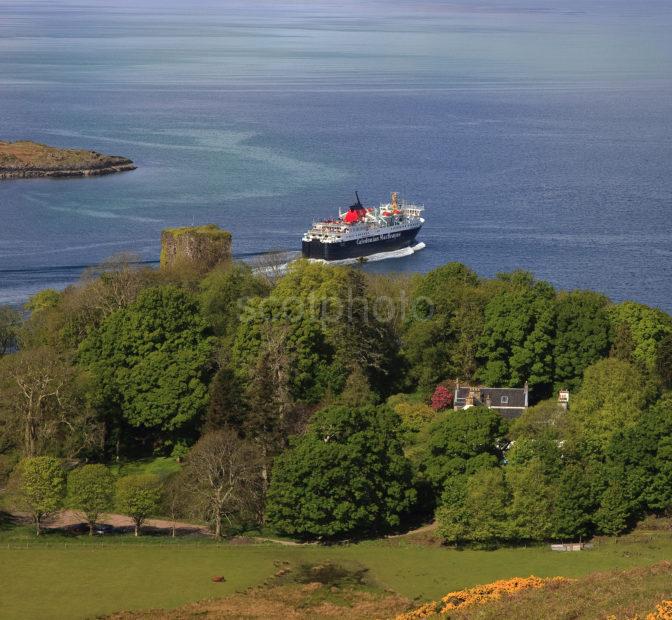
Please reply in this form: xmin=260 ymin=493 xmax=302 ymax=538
xmin=302 ymin=225 xmax=421 ymax=261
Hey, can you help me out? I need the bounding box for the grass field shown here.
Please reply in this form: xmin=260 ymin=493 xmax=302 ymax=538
xmin=3 ymin=525 xmax=672 ymax=619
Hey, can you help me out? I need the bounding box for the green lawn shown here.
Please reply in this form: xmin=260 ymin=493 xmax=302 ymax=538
xmin=2 ymin=529 xmax=672 ymax=619
xmin=108 ymin=457 xmax=182 ymax=479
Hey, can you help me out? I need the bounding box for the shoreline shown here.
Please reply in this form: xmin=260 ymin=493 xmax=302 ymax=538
xmin=0 ymin=140 xmax=136 ymax=180
xmin=0 ymin=161 xmax=136 ymax=180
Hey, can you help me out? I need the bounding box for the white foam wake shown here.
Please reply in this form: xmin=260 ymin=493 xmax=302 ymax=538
xmin=307 ymin=242 xmax=426 ymax=266
xmin=252 ymin=242 xmax=426 ymax=276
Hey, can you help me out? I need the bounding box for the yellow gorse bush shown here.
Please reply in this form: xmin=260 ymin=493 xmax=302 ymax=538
xmin=617 ymin=600 xmax=672 ymax=620
xmin=396 ymin=575 xmax=570 ymax=619
xmin=646 ymin=601 xmax=672 ymax=620
xmin=607 ymin=599 xmax=672 ymax=620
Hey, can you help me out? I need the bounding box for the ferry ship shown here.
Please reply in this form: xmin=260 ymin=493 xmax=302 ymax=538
xmin=301 ymin=192 xmax=424 ymax=261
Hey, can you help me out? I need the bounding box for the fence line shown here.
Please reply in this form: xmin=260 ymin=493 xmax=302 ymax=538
xmin=2 ymin=540 xmax=281 ymax=550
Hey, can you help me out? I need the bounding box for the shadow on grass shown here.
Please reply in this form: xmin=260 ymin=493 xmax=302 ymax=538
xmin=0 ymin=510 xmax=15 ymax=531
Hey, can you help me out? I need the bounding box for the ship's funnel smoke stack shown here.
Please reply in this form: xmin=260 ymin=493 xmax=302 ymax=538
xmin=391 ymin=192 xmax=399 ymax=211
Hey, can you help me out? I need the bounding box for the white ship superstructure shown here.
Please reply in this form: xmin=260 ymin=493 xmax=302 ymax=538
xmin=302 ymin=192 xmax=424 ymax=261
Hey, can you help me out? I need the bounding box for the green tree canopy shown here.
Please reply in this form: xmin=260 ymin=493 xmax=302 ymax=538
xmin=608 ymin=302 xmax=672 ymax=373
xmin=402 ymin=263 xmax=485 ymax=389
xmin=10 ymin=456 xmax=65 ymax=535
xmin=199 ymin=262 xmax=269 ymax=340
xmin=67 ymin=464 xmax=114 ymax=535
xmin=655 ymin=333 xmax=672 ymax=389
xmin=233 ymin=296 xmax=337 ymax=404
xmin=420 ymin=407 xmax=507 ymax=494
xmin=603 ymin=395 xmax=672 ymax=515
xmin=477 ymin=274 xmax=556 ymax=392
xmin=506 ymin=458 xmax=557 ymax=541
xmin=553 ymin=291 xmax=612 ymax=391
xmin=437 ymin=467 xmax=511 ymax=546
xmin=551 ymin=462 xmax=601 ymax=539
xmin=265 ymin=405 xmax=416 ymax=539
xmin=79 ymin=286 xmax=216 ymax=439
xmin=0 ymin=305 xmax=21 ymax=356
xmin=115 ymin=474 xmax=161 ymax=536
xmin=570 ymin=358 xmax=653 ymax=452
xmin=271 ymin=261 xmax=403 ymax=395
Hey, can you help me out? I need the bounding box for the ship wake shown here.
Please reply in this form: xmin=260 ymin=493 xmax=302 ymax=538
xmin=307 ymin=242 xmax=426 ymax=266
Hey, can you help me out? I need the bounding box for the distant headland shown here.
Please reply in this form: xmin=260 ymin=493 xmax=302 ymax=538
xmin=0 ymin=140 xmax=136 ymax=180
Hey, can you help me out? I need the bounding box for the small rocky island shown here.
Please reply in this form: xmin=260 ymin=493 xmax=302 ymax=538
xmin=0 ymin=140 xmax=136 ymax=179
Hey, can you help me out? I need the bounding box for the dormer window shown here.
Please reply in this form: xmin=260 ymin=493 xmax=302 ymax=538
xmin=501 ymin=395 xmax=509 ymax=404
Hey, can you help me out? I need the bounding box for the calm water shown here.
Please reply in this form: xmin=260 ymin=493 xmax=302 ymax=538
xmin=1 ymin=0 xmax=671 ymax=310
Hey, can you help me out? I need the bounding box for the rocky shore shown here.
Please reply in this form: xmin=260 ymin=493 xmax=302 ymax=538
xmin=0 ymin=140 xmax=136 ymax=179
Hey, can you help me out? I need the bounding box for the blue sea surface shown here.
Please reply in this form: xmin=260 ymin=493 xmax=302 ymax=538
xmin=1 ymin=0 xmax=671 ymax=309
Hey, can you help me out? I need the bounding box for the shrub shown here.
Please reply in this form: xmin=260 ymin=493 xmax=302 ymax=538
xmin=430 ymin=385 xmax=453 ymax=411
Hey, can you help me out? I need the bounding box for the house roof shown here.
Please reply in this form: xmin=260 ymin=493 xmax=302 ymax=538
xmin=454 ymin=386 xmax=527 ymax=409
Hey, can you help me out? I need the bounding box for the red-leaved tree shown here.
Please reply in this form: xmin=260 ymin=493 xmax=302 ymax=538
xmin=430 ymin=385 xmax=453 ymax=411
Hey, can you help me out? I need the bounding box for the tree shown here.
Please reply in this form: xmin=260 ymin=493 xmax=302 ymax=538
xmin=337 ymin=366 xmax=379 ymax=407
xmin=67 ymin=464 xmax=114 ymax=535
xmin=402 ymin=263 xmax=485 ymax=389
xmin=508 ymin=399 xmax=571 ymax=443
xmin=204 ymin=366 xmax=247 ymax=433
xmin=430 ymin=385 xmax=453 ymax=411
xmin=435 ymin=476 xmax=469 ymax=545
xmin=0 ymin=348 xmax=101 ymax=458
xmin=271 ymin=261 xmax=403 ymax=396
xmin=553 ymin=291 xmax=612 ymax=391
xmin=642 ymin=397 xmax=672 ymax=513
xmin=266 ymin=405 xmax=416 ymax=539
xmin=506 ymin=436 xmax=564 ymax=478
xmin=233 ymin=296 xmax=337 ymax=406
xmin=570 ymin=358 xmax=653 ymax=452
xmin=9 ymin=457 xmax=65 ymax=535
xmin=506 ymin=458 xmax=556 ymax=541
xmin=655 ymin=333 xmax=672 ymax=389
xmin=199 ymin=262 xmax=269 ymax=340
xmin=420 ymin=407 xmax=507 ymax=495
xmin=477 ymin=274 xmax=556 ymax=393
xmin=608 ymin=302 xmax=672 ymax=373
xmin=0 ymin=306 xmax=21 ymax=356
xmin=437 ymin=467 xmax=510 ymax=547
xmin=594 ymin=481 xmax=634 ymax=536
xmin=178 ymin=430 xmax=263 ymax=538
xmin=603 ymin=395 xmax=672 ymax=515
xmin=115 ymin=474 xmax=161 ymax=536
xmin=387 ymin=395 xmax=436 ymax=435
xmin=20 ymin=257 xmax=154 ymax=351
xmin=161 ymin=473 xmax=190 ymax=538
xmin=79 ymin=286 xmax=216 ymax=445
xmin=551 ymin=463 xmax=600 ymax=540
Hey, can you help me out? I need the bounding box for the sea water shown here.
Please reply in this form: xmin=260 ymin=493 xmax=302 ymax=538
xmin=1 ymin=0 xmax=671 ymax=310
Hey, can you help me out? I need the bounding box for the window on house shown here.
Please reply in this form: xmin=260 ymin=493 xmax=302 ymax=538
xmin=501 ymin=396 xmax=509 ymax=404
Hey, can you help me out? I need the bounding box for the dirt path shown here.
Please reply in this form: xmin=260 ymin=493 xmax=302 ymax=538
xmin=11 ymin=510 xmax=313 ymax=544
xmin=12 ymin=509 xmax=210 ymax=535
xmin=387 ymin=521 xmax=438 ymax=538
xmin=11 ymin=510 xmax=435 ymax=544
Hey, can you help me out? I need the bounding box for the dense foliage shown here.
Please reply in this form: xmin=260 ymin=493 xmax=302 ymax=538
xmin=8 ymin=456 xmax=65 ymax=535
xmin=266 ymin=405 xmax=416 ymax=539
xmin=1 ymin=254 xmax=672 ymax=544
xmin=67 ymin=464 xmax=114 ymax=534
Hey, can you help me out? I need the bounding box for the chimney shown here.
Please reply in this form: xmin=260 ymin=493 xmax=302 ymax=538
xmin=485 ymin=393 xmax=492 ymax=408
xmin=524 ymin=381 xmax=529 ymax=408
